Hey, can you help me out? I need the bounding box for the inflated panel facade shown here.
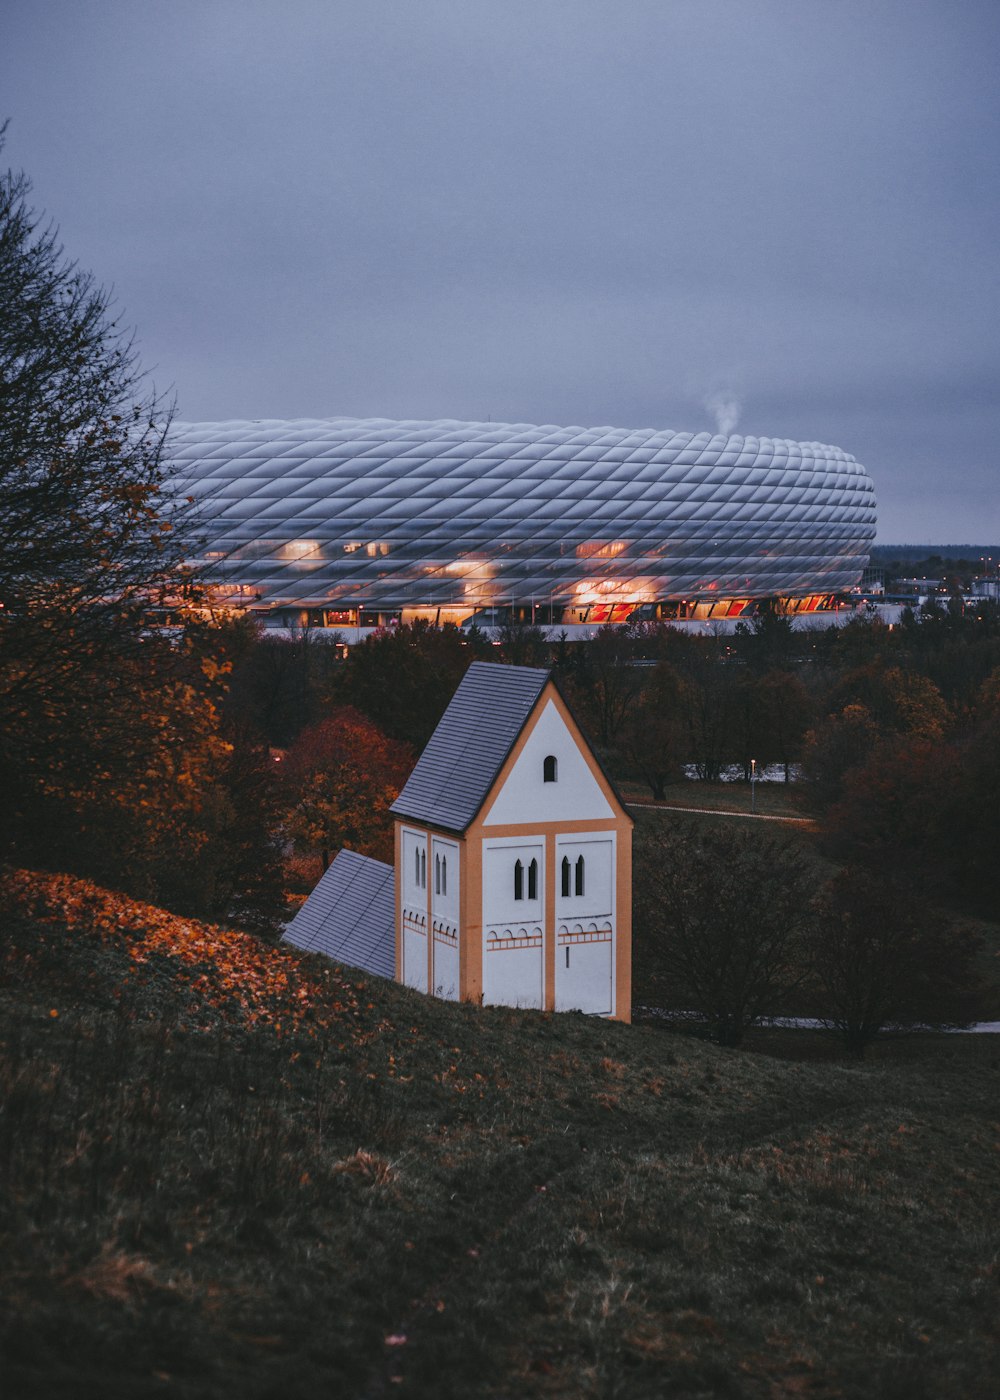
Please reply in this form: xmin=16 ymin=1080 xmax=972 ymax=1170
xmin=167 ymin=417 xmax=876 ymax=609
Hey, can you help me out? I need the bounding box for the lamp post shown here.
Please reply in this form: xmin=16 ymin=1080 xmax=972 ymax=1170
xmin=750 ymin=757 xmax=757 ymax=815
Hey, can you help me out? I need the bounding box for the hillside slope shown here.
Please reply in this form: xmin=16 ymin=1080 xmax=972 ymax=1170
xmin=1 ymin=869 xmax=997 ymax=1399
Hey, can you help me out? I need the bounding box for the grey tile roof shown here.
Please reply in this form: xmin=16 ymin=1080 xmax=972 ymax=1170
xmin=391 ymin=661 xmax=550 ymax=832
xmin=282 ymin=848 xmax=395 ymax=980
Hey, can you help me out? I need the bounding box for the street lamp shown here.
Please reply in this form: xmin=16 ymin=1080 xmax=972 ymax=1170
xmin=750 ymin=757 xmax=757 ymax=814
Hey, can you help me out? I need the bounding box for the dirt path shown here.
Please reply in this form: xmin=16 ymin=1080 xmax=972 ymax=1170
xmin=627 ymin=801 xmax=814 ymax=825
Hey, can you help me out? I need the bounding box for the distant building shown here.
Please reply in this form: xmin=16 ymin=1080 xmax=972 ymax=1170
xmin=285 ymin=662 xmax=634 ymax=1021
xmin=168 ymin=416 xmax=876 ymax=627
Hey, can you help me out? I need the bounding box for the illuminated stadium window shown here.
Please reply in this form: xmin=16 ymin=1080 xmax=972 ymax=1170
xmin=543 ymin=754 xmax=558 ymax=783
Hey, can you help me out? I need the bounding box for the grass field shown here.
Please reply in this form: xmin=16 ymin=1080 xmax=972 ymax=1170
xmin=2 ymin=870 xmax=998 ymax=1399
xmin=619 ymin=779 xmax=806 ymax=821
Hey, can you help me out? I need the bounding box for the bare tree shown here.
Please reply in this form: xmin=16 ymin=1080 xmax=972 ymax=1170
xmin=634 ymin=819 xmax=817 ymax=1045
xmin=807 ymin=867 xmax=984 ymax=1055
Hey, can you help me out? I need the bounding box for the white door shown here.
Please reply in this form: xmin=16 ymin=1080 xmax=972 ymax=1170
xmin=555 ymin=930 xmax=613 ymax=1015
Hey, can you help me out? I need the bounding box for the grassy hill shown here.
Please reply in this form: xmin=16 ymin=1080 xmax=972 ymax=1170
xmin=1 ymin=870 xmax=997 ymax=1399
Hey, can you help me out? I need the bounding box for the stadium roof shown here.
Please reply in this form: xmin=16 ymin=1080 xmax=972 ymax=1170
xmin=167 ymin=416 xmax=877 ymax=609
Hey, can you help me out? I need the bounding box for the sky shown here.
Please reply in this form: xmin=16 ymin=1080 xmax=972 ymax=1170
xmin=2 ymin=0 xmax=998 ymax=543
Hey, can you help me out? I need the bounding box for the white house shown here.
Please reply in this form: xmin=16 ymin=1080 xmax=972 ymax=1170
xmin=285 ymin=661 xmax=633 ymax=1022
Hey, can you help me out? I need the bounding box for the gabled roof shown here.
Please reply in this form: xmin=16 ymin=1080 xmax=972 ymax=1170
xmin=390 ymin=661 xmax=550 ymax=833
xmin=282 ymin=848 xmax=394 ymax=979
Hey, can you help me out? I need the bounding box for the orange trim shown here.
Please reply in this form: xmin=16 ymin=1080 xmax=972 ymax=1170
xmin=544 ymin=831 xmax=556 ymax=1011
xmin=394 ymin=821 xmax=402 ymax=982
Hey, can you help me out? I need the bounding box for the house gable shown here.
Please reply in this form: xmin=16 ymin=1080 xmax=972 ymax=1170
xmin=481 ymin=695 xmax=615 ymax=827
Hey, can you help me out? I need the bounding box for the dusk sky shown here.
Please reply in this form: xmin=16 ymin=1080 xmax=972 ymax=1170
xmin=3 ymin=0 xmax=998 ymax=543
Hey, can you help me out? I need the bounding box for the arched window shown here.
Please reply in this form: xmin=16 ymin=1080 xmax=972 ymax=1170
xmin=575 ymin=854 xmax=585 ymax=897
xmin=414 ymin=847 xmax=421 ymax=888
xmin=513 ymin=859 xmax=524 ymax=900
xmin=420 ymin=849 xmax=427 ymax=889
xmin=561 ymin=856 xmax=571 ymax=898
xmin=434 ymin=853 xmax=441 ymax=895
xmin=543 ymin=754 xmax=558 ymax=783
xmin=441 ymin=855 xmax=447 ymax=896
xmin=528 ymin=858 xmax=538 ymax=901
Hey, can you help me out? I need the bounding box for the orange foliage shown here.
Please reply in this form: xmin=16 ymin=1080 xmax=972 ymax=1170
xmin=1 ymin=867 xmax=377 ymax=1041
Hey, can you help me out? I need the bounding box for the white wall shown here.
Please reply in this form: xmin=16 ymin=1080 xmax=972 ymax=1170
xmin=482 ymin=836 xmax=544 ymax=1009
xmin=400 ymin=826 xmax=428 ymax=992
xmin=483 ymin=699 xmax=614 ymax=826
xmin=554 ymin=834 xmax=614 ymax=922
xmin=555 ymin=832 xmax=615 ymax=1016
xmin=431 ymin=835 xmax=460 ymax=1000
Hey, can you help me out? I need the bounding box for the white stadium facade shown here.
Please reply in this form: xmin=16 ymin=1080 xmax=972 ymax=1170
xmin=167 ymin=417 xmax=877 ymax=631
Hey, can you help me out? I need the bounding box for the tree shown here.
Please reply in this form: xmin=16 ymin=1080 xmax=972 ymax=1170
xmin=280 ymin=708 xmax=413 ymax=872
xmin=573 ymin=624 xmax=647 ymax=748
xmin=633 ymin=820 xmax=817 ymax=1045
xmin=807 ymin=867 xmax=983 ymax=1056
xmin=678 ymin=651 xmax=740 ymax=781
xmin=0 ymin=129 xmax=193 ymax=740
xmin=495 ymin=621 xmax=549 ymax=667
xmin=817 ymin=714 xmax=1000 ymax=921
xmin=754 ymin=669 xmax=813 ymax=782
xmin=621 ymin=661 xmax=688 ymax=799
xmin=799 ymin=703 xmax=881 ymax=812
xmin=332 ymin=621 xmax=488 ymax=750
xmin=825 ymin=663 xmax=949 ymax=744
xmin=734 ymin=598 xmax=797 ymax=672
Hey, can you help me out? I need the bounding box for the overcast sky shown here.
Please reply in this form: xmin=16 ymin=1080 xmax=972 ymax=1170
xmin=3 ymin=0 xmax=998 ymax=543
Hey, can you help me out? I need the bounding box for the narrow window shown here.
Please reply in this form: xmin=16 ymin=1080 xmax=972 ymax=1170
xmin=415 ymin=847 xmax=420 ymax=887
xmin=561 ymin=856 xmax=571 ymax=898
xmin=575 ymin=854 xmax=585 ymax=897
xmin=420 ymin=849 xmax=427 ymax=889
xmin=528 ymin=858 xmax=538 ymax=901
xmin=514 ymin=859 xmax=524 ymax=900
xmin=441 ymin=855 xmax=447 ymax=896
xmin=543 ymin=754 xmax=558 ymax=783
xmin=435 ymin=853 xmax=441 ymax=895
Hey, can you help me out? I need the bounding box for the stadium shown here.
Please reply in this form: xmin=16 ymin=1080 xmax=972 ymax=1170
xmin=168 ymin=417 xmax=876 ymax=630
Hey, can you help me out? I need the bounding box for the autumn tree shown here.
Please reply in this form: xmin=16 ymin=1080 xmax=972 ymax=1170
xmin=280 ymin=707 xmax=413 ymax=872
xmin=799 ymin=703 xmax=881 ymax=812
xmin=633 ymin=820 xmax=818 ymax=1045
xmin=825 ymin=662 xmax=949 ymax=744
xmin=0 ymin=130 xmax=193 ymax=744
xmin=0 ymin=130 xmax=220 ymax=883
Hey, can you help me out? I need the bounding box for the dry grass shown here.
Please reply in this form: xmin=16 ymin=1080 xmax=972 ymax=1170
xmin=1 ymin=868 xmax=998 ymax=1399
